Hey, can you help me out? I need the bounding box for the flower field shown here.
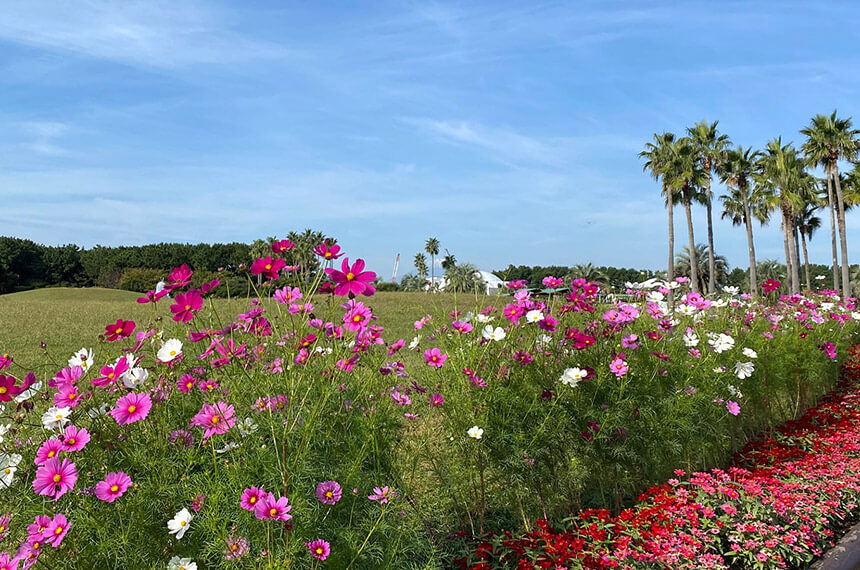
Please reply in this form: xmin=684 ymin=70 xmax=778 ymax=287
xmin=0 ymin=242 xmax=858 ymax=569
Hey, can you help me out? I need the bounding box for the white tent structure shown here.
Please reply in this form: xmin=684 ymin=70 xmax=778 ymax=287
xmin=477 ymin=270 xmax=505 ymax=295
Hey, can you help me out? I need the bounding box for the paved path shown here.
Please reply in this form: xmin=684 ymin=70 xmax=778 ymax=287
xmin=811 ymin=521 xmax=860 ymax=570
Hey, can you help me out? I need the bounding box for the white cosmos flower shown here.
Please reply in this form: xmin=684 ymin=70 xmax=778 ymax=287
xmin=167 ymin=508 xmax=193 ymax=539
xmin=723 ymin=286 xmax=739 ymax=295
xmin=467 ymin=426 xmax=484 ymax=439
xmin=711 ymin=298 xmax=728 ymax=308
xmin=215 ymin=442 xmax=239 ymax=455
xmin=727 ymin=384 xmax=744 ymax=399
xmin=41 ymin=406 xmax=71 ymax=431
xmin=708 ymin=333 xmax=735 ymax=354
xmin=525 ymin=310 xmax=544 ymax=323
xmin=157 ymin=339 xmax=183 ymax=363
xmin=742 ymin=348 xmax=757 ymax=359
xmin=675 ymin=304 xmax=697 ymax=316
xmin=121 ymin=367 xmax=149 ymax=389
xmin=68 ymin=348 xmax=94 ymax=372
xmin=461 ymin=311 xmax=474 ymax=323
xmin=237 ymin=417 xmax=258 ymax=437
xmin=0 ymin=424 xmax=8 ymax=443
xmin=0 ymin=453 xmax=21 ymax=488
xmin=821 ymin=302 xmax=835 ymax=311
xmin=87 ymin=402 xmax=112 ymax=418
xmin=682 ymin=331 xmax=699 ymax=347
xmin=734 ymin=361 xmax=755 ymax=379
xmin=408 ymin=336 xmax=421 ymax=350
xmin=167 ymin=556 xmax=197 ymax=570
xmin=481 ymin=325 xmax=506 ymax=341
xmin=853 ymin=311 xmax=860 ymax=321
xmin=560 ymin=367 xmax=587 ymax=388
xmin=475 ymin=314 xmax=493 ymax=323
xmin=536 ymin=334 xmax=553 ymax=346
xmin=646 ymin=290 xmax=665 ymax=303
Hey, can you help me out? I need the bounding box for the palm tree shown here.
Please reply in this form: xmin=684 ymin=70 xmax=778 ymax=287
xmin=666 ymin=137 xmax=708 ymax=293
xmin=425 ymin=237 xmax=440 ymax=291
xmin=795 ymin=202 xmax=822 ymax=291
xmin=413 ymin=253 xmax=428 ymax=281
xmin=756 ymin=259 xmax=786 ymax=282
xmin=640 ymin=133 xmax=678 ymax=301
xmin=444 ymin=263 xmax=485 ymax=293
xmin=719 ymin=146 xmax=763 ymax=293
xmin=800 ymin=111 xmax=860 ymax=298
xmin=675 ymin=243 xmax=729 ymax=293
xmin=567 ymin=263 xmax=609 ymax=284
xmin=400 ymin=273 xmax=426 ymax=292
xmin=440 ymin=249 xmax=457 ymax=271
xmin=688 ymin=121 xmax=731 ymax=295
xmin=756 ymin=138 xmax=809 ymax=294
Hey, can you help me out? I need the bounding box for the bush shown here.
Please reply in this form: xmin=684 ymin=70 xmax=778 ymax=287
xmin=118 ymin=268 xmax=165 ymax=293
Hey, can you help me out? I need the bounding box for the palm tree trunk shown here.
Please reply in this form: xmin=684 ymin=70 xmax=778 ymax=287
xmin=833 ymin=164 xmax=851 ymax=298
xmin=683 ymin=191 xmax=699 ymax=293
xmin=705 ymin=178 xmax=716 ymax=296
xmin=781 ymin=206 xmax=794 ymax=292
xmin=430 ymin=254 xmax=435 ymax=292
xmin=783 ymin=205 xmax=801 ymax=294
xmin=742 ymin=189 xmax=757 ymax=294
xmin=801 ymin=230 xmax=811 ymax=291
xmin=667 ymin=184 xmax=675 ymax=310
xmin=826 ymin=170 xmax=840 ymax=292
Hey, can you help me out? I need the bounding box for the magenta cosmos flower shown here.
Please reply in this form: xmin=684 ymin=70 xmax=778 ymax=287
xmin=33 ymin=458 xmax=77 ymax=500
xmin=104 ymin=318 xmax=135 ymax=341
xmin=254 ymin=493 xmax=292 ymax=521
xmin=240 ymin=487 xmax=265 ymax=511
xmin=307 ymin=539 xmax=331 ymax=561
xmin=109 ymin=392 xmax=152 ymax=425
xmin=250 ymin=256 xmax=286 ymax=280
xmin=316 ymin=481 xmax=342 ymax=505
xmin=368 ymin=486 xmax=397 ymax=504
xmin=270 ymin=239 xmax=295 ymax=254
xmin=423 ymin=348 xmax=447 ymax=368
xmin=190 ymin=401 xmax=235 ymax=439
xmin=45 ymin=514 xmax=70 ymax=547
xmin=35 ymin=439 xmax=64 ymax=466
xmin=170 ymin=290 xmax=203 ymax=324
xmin=325 ymin=258 xmax=376 ymax=297
xmin=313 ymin=241 xmax=343 ymax=260
xmin=95 ymin=472 xmax=132 ymax=503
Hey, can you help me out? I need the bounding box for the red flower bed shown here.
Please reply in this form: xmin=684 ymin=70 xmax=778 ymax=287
xmin=455 ymin=344 xmax=860 ymax=569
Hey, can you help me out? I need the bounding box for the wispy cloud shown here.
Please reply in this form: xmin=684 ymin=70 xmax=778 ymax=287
xmin=0 ymin=1 xmax=288 ymax=70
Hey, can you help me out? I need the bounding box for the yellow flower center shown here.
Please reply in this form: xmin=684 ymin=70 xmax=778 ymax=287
xmin=68 ymin=438 xmax=75 ymax=445
xmin=48 ymin=451 xmax=55 ymax=458
xmin=211 ymin=416 xmax=220 ymax=424
xmin=231 ymin=544 xmax=238 ymax=551
xmin=180 ymin=520 xmax=187 ymax=527
xmin=346 ymin=272 xmax=355 ymax=281
xmin=0 ymin=524 xmax=5 ymax=532
xmin=0 ymin=387 xmax=6 ymax=394
xmin=185 ymin=304 xmax=191 ymax=310
xmin=269 ymin=508 xmax=277 ymax=516
xmin=186 ymin=382 xmax=193 ymax=389
xmin=52 ymin=474 xmax=61 ymax=483
xmin=55 ymin=414 xmax=63 ymax=419
xmin=265 ymin=263 xmax=272 ymax=270
xmin=353 ymin=315 xmax=362 ymax=322
xmin=108 ymin=372 xmax=115 ymax=379
xmin=116 ymin=327 xmax=123 ymax=334
xmin=249 ymin=496 xmax=256 ymax=504
xmin=326 ymin=491 xmax=333 ymax=498
xmin=3 ymin=468 xmax=9 ymax=474
xmin=170 ymin=350 xmax=177 ymax=356
xmin=325 ymin=252 xmax=332 ymax=258
xmin=111 ymin=484 xmax=119 ymax=492
xmin=55 ymin=526 xmax=63 ymax=535
xmin=69 ymin=393 xmax=77 ymax=400
xmin=128 ymin=405 xmax=136 ymax=413
xmin=316 ymin=548 xmax=323 ymax=555
xmin=32 ymin=542 xmax=40 ymax=550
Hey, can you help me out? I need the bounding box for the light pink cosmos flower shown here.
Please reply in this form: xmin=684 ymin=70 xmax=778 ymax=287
xmin=33 ymin=458 xmax=77 ymax=500
xmin=254 ymin=493 xmax=292 ymax=521
xmin=190 ymin=402 xmax=235 ymax=439
xmin=109 ymin=392 xmax=152 ymax=425
xmin=60 ymin=426 xmax=89 ymax=452
xmin=170 ymin=290 xmax=203 ymax=324
xmin=368 ymin=486 xmax=397 ymax=504
xmin=726 ymin=401 xmax=741 ymax=416
xmin=423 ymin=348 xmax=447 ymax=368
xmin=609 ymin=357 xmax=628 ymax=377
xmin=49 ymin=366 xmax=82 ymax=388
xmin=273 ymin=286 xmax=302 ymax=304
xmin=95 ymin=472 xmax=132 ymax=503
xmin=325 ymin=258 xmax=376 ymax=297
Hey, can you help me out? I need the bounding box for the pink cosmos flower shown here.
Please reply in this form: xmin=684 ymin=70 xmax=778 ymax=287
xmin=35 ymin=439 xmax=64 ymax=466
xmin=343 ymin=301 xmax=373 ymax=331
xmin=167 ymin=264 xmax=193 ymax=289
xmin=240 ymin=487 xmax=265 ymax=511
xmin=0 ymin=552 xmax=16 ymax=570
xmin=250 ymin=256 xmax=287 ymax=280
xmin=60 ymin=426 xmax=89 ymax=452
xmin=423 ymin=348 xmax=447 ymax=368
xmin=49 ymin=365 xmax=82 ymax=388
xmin=190 ymin=401 xmax=236 ymax=439
xmin=451 ymin=320 xmax=473 ymax=333
xmin=542 ymin=276 xmax=564 ymax=289
xmin=368 ymin=486 xmax=397 ymax=504
xmin=429 ymin=393 xmax=444 ymax=407
xmin=27 ymin=515 xmax=51 ymax=539
xmin=109 ymin=392 xmax=152 ymax=425
xmin=44 ymin=514 xmax=69 ymax=547
xmin=316 ymin=481 xmax=342 ymax=505
xmin=254 ymin=493 xmax=292 ymax=521
xmin=307 ymin=539 xmax=330 ymax=561
xmin=94 ymin=472 xmax=132 ymax=503
xmin=104 ymin=319 xmax=135 ymax=342
xmin=136 ymin=289 xmax=169 ymax=304
xmin=177 ymin=374 xmax=196 ymax=394
xmin=271 ymin=239 xmax=295 ymax=254
xmin=170 ymin=290 xmax=203 ymax=324
xmin=609 ymin=357 xmax=628 ymax=377
xmin=53 ymin=384 xmax=83 ymax=409
xmin=33 ymin=458 xmax=77 ymax=500
xmin=313 ymin=241 xmax=343 ymax=260
xmin=92 ymin=359 xmax=129 ymax=387
xmin=273 ymin=286 xmax=302 ymax=304
xmin=726 ymin=400 xmax=741 ymax=416
xmin=223 ymin=534 xmax=248 ymax=561
xmin=0 ymin=374 xmax=34 ymax=403
xmin=762 ymin=278 xmax=781 ymax=292
xmin=325 ymin=258 xmax=376 ymax=297
xmin=505 ymin=280 xmax=528 ymax=290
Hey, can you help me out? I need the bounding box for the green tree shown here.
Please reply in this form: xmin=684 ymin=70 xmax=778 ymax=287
xmin=413 ymin=253 xmax=428 ymax=280
xmin=675 ymin=243 xmax=729 ymax=293
xmin=800 ymin=111 xmax=860 ymax=298
xmin=687 ymin=120 xmax=731 ymax=294
xmin=444 ymin=263 xmax=485 ymax=293
xmin=719 ymin=146 xmax=764 ymax=293
xmin=640 ymin=132 xmax=678 ymax=299
xmin=425 ymin=237 xmax=440 ymax=292
xmin=665 ymin=137 xmax=708 ymax=293
xmin=796 ymin=202 xmax=822 ymax=291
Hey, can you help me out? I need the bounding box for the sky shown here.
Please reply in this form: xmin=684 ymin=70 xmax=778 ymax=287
xmin=2 ymin=0 xmax=860 ymax=280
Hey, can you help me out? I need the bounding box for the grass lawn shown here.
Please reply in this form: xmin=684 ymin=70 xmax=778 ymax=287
xmin=0 ymin=287 xmax=497 ymax=371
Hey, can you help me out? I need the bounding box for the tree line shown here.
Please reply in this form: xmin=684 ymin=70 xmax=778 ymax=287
xmin=641 ymin=112 xmax=860 ymax=297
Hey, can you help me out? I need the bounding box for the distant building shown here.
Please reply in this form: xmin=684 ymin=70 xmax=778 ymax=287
xmin=477 ymin=270 xmax=505 ymax=295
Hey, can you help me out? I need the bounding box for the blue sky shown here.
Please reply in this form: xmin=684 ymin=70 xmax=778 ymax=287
xmin=2 ymin=1 xmax=859 ymax=279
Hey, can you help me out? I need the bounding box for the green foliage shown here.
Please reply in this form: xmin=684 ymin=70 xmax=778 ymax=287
xmin=117 ymin=268 xmax=165 ymax=293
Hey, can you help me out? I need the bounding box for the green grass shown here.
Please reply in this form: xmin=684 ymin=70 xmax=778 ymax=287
xmin=0 ymin=287 xmax=497 ymax=371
